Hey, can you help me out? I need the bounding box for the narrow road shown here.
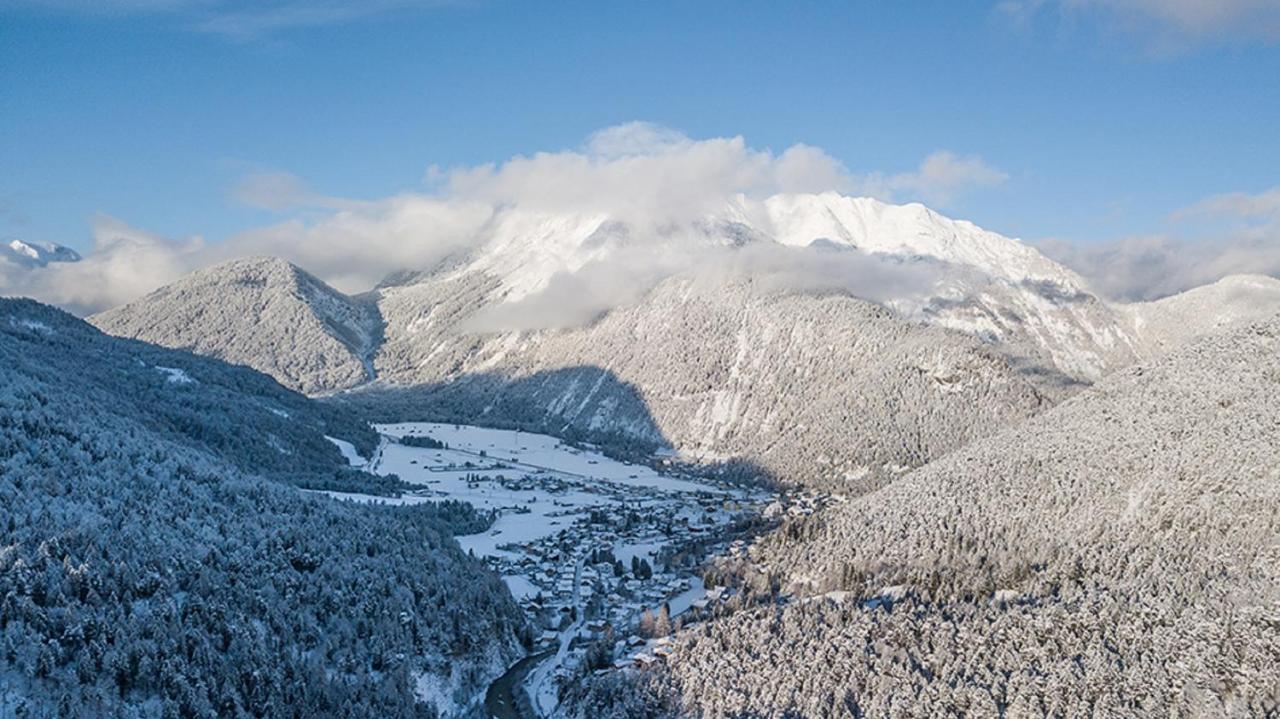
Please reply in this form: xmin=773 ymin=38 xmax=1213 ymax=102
xmin=509 ymin=552 xmax=588 ymax=718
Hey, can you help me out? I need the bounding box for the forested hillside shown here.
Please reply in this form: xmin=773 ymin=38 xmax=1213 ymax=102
xmin=11 ymin=297 xmax=387 ymax=493
xmin=571 ymin=313 xmax=1280 ymax=717
xmin=0 ymin=299 xmax=528 ymax=717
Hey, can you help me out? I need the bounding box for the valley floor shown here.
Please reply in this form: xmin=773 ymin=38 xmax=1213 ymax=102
xmin=322 ymin=421 xmax=781 ymax=717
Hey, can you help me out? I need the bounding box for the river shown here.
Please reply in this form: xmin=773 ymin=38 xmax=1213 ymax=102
xmin=484 ymin=649 xmax=556 ymax=719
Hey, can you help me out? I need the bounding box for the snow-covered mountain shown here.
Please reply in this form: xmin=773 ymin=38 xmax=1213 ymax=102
xmin=357 ymin=271 xmax=1057 ymax=491
xmin=89 ymin=194 xmax=1280 ymax=488
xmin=1124 ymin=273 xmax=1280 ymax=355
xmin=419 ymin=194 xmax=1147 ymax=382
xmin=91 ymin=256 xmax=381 ymax=394
xmin=1 ymin=238 xmax=82 ymax=267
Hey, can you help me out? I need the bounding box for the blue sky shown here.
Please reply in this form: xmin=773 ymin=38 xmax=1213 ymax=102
xmin=2 ymin=0 xmax=1278 ymax=260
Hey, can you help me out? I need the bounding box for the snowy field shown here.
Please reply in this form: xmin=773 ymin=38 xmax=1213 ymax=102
xmin=372 ymin=422 xmax=748 ymax=558
xmin=377 ymin=422 xmax=713 ymax=493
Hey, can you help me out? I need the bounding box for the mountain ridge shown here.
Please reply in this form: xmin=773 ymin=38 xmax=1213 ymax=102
xmin=82 ymin=196 xmax=1280 ymax=491
xmin=1 ymin=238 xmax=82 ymax=267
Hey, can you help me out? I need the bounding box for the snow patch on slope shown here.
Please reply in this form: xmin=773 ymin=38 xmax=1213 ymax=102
xmin=325 ymin=435 xmax=368 ymax=468
xmin=155 ymin=366 xmax=195 ymax=384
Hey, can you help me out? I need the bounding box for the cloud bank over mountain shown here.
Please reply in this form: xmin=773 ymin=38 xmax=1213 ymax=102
xmin=1037 ymin=185 xmax=1280 ymax=301
xmin=1 ymin=123 xmax=1004 ymax=314
xmin=459 ymin=242 xmax=946 ymax=334
xmin=5 ymin=123 xmax=1277 ymax=315
xmin=0 ymin=215 xmax=204 ymax=315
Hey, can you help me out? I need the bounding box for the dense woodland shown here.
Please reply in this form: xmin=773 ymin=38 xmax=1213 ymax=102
xmin=0 ymin=300 xmax=528 ymax=717
xmin=566 ymin=316 xmax=1280 ymax=717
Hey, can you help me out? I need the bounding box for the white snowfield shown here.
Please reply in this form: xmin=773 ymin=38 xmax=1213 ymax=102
xmin=379 ymin=422 xmax=711 ymax=492
xmin=324 ymin=435 xmax=368 ymax=468
xmin=372 ymin=422 xmax=751 ymax=558
xmin=154 ymin=366 xmax=195 ymax=385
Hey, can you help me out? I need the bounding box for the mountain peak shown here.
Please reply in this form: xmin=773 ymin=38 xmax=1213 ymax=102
xmin=188 ymin=254 xmax=312 ymax=284
xmin=91 ymin=255 xmax=381 ymax=394
xmin=1 ymin=238 xmax=82 ymax=267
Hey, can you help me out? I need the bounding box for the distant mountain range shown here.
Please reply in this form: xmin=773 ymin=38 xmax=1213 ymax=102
xmin=1 ymin=238 xmax=81 ymax=267
xmin=89 ymin=194 xmax=1280 ymax=491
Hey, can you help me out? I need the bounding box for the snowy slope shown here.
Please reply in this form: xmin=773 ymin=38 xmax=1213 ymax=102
xmin=0 ymin=297 xmax=525 ymax=718
xmin=386 ymin=195 xmax=1147 ymax=382
xmin=758 ymin=193 xmax=1075 ymax=284
xmin=352 ymin=272 xmax=1057 ymax=492
xmin=1124 ymin=273 xmax=1280 ymax=356
xmin=91 ymin=256 xmax=381 ymax=394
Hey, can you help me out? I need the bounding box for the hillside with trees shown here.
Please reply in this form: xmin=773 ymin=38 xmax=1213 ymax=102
xmin=92 ymin=257 xmax=381 ymax=395
xmin=0 ymin=299 xmax=528 ymax=717
xmin=569 ymin=313 xmax=1280 ymax=717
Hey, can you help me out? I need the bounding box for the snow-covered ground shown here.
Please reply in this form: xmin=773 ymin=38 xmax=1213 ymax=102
xmin=154 ymin=366 xmax=195 ymax=384
xmin=325 ymin=435 xmax=368 ymax=468
xmin=312 ymin=489 xmax=436 ymax=506
xmin=502 ymin=574 xmax=540 ymax=600
xmin=372 ymin=422 xmax=751 ymax=558
xmin=377 ymin=422 xmax=714 ymax=494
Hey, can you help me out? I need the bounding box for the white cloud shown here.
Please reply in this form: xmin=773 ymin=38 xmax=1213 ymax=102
xmin=460 ymin=242 xmax=945 ymax=334
xmin=439 ymin=122 xmax=860 ymax=226
xmin=190 ymin=1 xmax=444 ymax=40
xmin=0 ymin=215 xmax=204 ymax=315
xmin=584 ymin=122 xmax=693 ymax=159
xmin=229 ymin=170 xmax=362 ymax=212
xmin=859 ymin=151 xmax=1009 ymax=208
xmin=1173 ymin=186 xmax=1280 ymax=221
xmin=216 ymin=194 xmax=495 ymax=293
xmin=1 ymin=0 xmax=457 ymax=39
xmin=1037 ymin=232 xmax=1280 ymax=300
xmin=1001 ymin=0 xmax=1280 ymax=47
xmin=219 ymin=123 xmax=867 ymax=297
xmin=459 ymin=247 xmax=689 ymax=333
xmin=1037 ymin=187 xmax=1280 ymax=300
